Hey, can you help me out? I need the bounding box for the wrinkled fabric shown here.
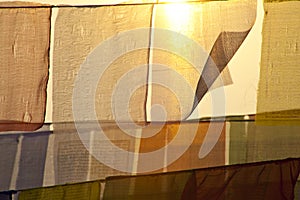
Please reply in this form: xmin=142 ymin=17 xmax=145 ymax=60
xmin=18 ymin=181 xmax=101 ymax=200
xmin=151 ymin=1 xmax=256 ymax=121
xmin=182 ymin=158 xmax=300 ymax=200
xmin=103 ymin=171 xmax=192 ymax=200
xmin=53 ymin=5 xmax=152 ymax=123
xmin=0 ymin=2 xmax=50 ymax=131
xmin=257 ymin=1 xmax=300 ymax=124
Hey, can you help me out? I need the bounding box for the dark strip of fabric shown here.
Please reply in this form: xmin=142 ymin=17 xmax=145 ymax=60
xmin=189 ymin=30 xmax=251 ymax=117
xmin=182 ymin=158 xmax=300 ymax=200
xmin=0 ymin=121 xmax=43 ymax=132
xmin=103 ymin=158 xmax=300 ymax=200
xmin=103 ymin=171 xmax=192 ymax=200
xmin=13 ymin=158 xmax=300 ymax=199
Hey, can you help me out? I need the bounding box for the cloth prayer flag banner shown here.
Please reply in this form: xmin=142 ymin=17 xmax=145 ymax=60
xmin=256 ymin=0 xmax=300 ymax=124
xmin=0 ymin=2 xmax=50 ymax=131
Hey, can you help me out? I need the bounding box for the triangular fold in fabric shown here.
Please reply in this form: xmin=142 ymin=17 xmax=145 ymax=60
xmin=190 ymin=30 xmax=251 ymax=117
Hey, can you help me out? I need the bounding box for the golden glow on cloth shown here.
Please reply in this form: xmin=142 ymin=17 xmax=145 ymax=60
xmin=163 ymin=4 xmax=193 ymax=31
xmin=256 ymin=1 xmax=300 ymax=125
xmin=0 ymin=2 xmax=50 ymax=131
xmin=137 ymin=121 xmax=225 ymax=173
xmin=150 ymin=1 xmax=256 ymax=121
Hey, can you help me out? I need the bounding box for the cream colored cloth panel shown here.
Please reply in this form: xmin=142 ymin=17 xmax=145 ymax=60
xmin=53 ymin=5 xmax=152 ymax=123
xmin=150 ymin=1 xmax=257 ymax=121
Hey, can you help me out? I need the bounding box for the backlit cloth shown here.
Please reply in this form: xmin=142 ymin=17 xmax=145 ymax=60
xmin=14 ymin=158 xmax=300 ymax=199
xmin=52 ymin=5 xmax=152 ymax=123
xmin=18 ymin=181 xmax=101 ymax=200
xmin=0 ymin=2 xmax=50 ymax=131
xmin=256 ymin=0 xmax=300 ymax=124
xmin=150 ymin=1 xmax=256 ymax=121
xmin=52 ymin=122 xmax=136 ymax=185
xmin=229 ymin=121 xmax=300 ymax=165
xmin=103 ymin=158 xmax=300 ymax=200
xmin=182 ymin=158 xmax=300 ymax=200
xmin=52 ymin=0 xmax=256 ymax=123
xmin=103 ymin=171 xmax=192 ymax=200
xmin=0 ymin=130 xmax=50 ymax=191
xmin=137 ymin=121 xmax=225 ymax=173
xmin=0 ymin=134 xmax=18 ymax=191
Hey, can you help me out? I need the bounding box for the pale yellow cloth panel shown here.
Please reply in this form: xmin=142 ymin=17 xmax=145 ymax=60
xmin=257 ymin=1 xmax=300 ymax=122
xmin=0 ymin=3 xmax=50 ymax=124
xmin=95 ymin=50 xmax=149 ymax=122
xmin=151 ymin=1 xmax=256 ymax=121
xmin=53 ymin=5 xmax=152 ymax=123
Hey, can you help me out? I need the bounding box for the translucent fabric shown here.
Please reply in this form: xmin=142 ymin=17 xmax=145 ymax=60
xmin=257 ymin=1 xmax=300 ymax=124
xmin=0 ymin=1 xmax=299 ymax=199
xmin=0 ymin=2 xmax=50 ymax=131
